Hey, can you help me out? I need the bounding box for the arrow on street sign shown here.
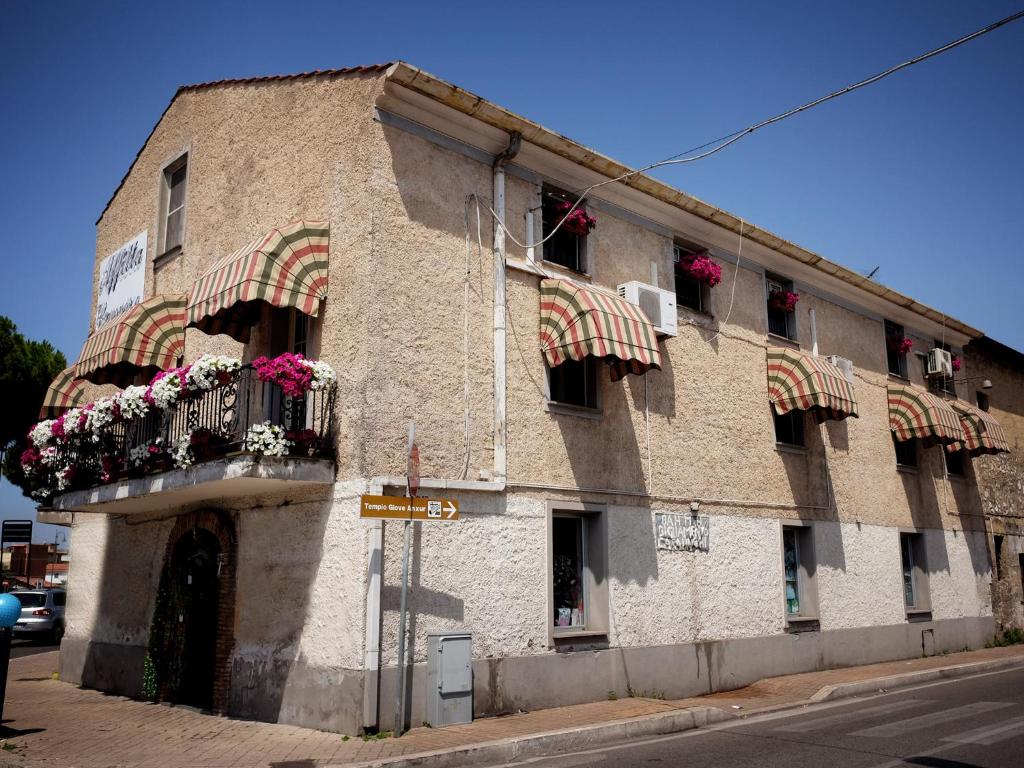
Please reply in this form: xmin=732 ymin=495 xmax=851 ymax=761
xmin=359 ymin=495 xmax=460 ymax=521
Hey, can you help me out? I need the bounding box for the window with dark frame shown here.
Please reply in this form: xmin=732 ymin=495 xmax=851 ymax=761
xmin=884 ymin=320 xmax=908 ymax=378
xmin=673 ymin=244 xmax=708 ymax=313
xmin=900 ymin=532 xmax=921 ymax=610
xmin=765 ymin=274 xmax=797 ymax=340
xmin=773 ymin=408 xmax=805 ymax=447
xmin=944 ymin=448 xmax=966 ymax=477
xmin=977 ymin=391 xmax=990 ymax=412
xmin=783 ymin=528 xmax=802 ymax=615
xmin=552 ymin=516 xmax=586 ymax=629
xmin=541 ymin=187 xmax=586 ymax=273
xmin=994 ymin=535 xmax=1004 ymax=580
xmin=161 ymin=155 xmax=188 ymax=254
xmin=893 ymin=434 xmax=918 ymax=468
xmin=548 ymin=357 xmax=599 ymax=410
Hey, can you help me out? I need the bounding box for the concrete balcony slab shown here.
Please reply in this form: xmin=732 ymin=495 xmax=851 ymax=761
xmin=49 ymin=455 xmax=335 ymax=515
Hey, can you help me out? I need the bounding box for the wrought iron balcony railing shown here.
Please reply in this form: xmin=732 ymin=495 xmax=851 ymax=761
xmin=49 ymin=365 xmax=336 ymax=493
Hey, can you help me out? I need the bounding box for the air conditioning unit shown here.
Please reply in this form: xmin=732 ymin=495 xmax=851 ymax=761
xmin=825 ymin=355 xmax=855 ymax=384
xmin=926 ymin=348 xmax=953 ymax=378
xmin=617 ymin=281 xmax=677 ymax=337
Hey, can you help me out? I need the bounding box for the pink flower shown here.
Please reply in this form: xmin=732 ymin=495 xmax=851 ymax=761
xmin=553 ymin=201 xmax=597 ymax=236
xmin=887 ymin=336 xmax=914 ymax=355
xmin=51 ymin=419 xmax=66 ymax=440
xmin=768 ymin=289 xmax=800 ymax=313
xmin=676 ymin=253 xmax=722 ymax=287
xmin=20 ymin=446 xmax=41 ymax=467
xmin=951 ymin=355 xmax=962 ymax=372
xmin=252 ymin=353 xmax=314 ymax=398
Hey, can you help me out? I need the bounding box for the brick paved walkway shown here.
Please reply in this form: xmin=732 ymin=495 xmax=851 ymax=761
xmin=2 ymin=645 xmax=1023 ymax=767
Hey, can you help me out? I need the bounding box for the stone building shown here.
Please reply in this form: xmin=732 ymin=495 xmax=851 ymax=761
xmin=30 ymin=63 xmax=1016 ymax=735
xmin=964 ymin=336 xmax=1024 ymax=631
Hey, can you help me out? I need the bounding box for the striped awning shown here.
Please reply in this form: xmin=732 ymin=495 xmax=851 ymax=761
xmin=948 ymin=401 xmax=1010 ymax=456
xmin=74 ymin=294 xmax=187 ymax=387
xmin=540 ymin=279 xmax=661 ymax=382
xmin=888 ymin=384 xmax=965 ymax=446
xmin=186 ymin=220 xmax=329 ymax=343
xmin=39 ymin=366 xmax=87 ymax=419
xmin=766 ymin=348 xmax=859 ymax=422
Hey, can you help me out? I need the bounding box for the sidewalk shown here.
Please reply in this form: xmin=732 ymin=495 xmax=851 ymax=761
xmin=3 ymin=644 xmax=1024 ymax=768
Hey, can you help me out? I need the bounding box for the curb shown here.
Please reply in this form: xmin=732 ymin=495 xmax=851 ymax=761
xmin=338 ymin=706 xmax=732 ymax=768
xmin=809 ymin=655 xmax=1024 ymax=702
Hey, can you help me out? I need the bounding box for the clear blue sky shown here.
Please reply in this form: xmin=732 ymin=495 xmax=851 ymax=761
xmin=2 ymin=0 xmax=1022 ymax=541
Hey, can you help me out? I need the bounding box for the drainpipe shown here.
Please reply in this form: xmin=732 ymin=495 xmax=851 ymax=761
xmin=492 ymin=132 xmax=521 ymax=484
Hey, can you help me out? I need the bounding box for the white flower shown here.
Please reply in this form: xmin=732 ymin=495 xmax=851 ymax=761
xmin=171 ymin=436 xmax=194 ymax=469
xmin=61 ymin=408 xmax=84 ymax=436
xmin=185 ymin=355 xmax=242 ymax=391
xmin=118 ymin=386 xmax=150 ymax=420
xmin=38 ymin=447 xmax=58 ymax=467
xmin=301 ymin=359 xmax=336 ymax=391
xmin=29 ymin=421 xmax=55 ymax=448
xmin=149 ymin=373 xmax=183 ymax=410
xmin=244 ymin=422 xmax=293 ymax=457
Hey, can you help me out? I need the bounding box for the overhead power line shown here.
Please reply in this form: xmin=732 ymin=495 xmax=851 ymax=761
xmin=490 ymin=9 xmax=1024 ymax=249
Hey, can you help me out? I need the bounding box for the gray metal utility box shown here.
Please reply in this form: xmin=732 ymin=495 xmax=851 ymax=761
xmin=426 ymin=633 xmax=472 ymax=727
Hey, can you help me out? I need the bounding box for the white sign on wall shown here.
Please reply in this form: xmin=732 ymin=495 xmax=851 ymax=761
xmin=655 ymin=512 xmax=710 ymax=552
xmin=95 ymin=231 xmax=147 ymax=329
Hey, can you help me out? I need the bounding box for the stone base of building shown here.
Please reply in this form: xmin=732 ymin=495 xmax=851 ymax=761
xmin=61 ymin=614 xmax=994 ymax=734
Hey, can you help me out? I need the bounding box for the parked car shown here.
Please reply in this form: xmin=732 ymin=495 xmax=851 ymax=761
xmin=11 ymin=588 xmax=66 ymax=643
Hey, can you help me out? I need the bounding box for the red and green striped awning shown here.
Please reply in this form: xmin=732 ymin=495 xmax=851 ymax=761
xmin=540 ymin=279 xmax=661 ymax=382
xmin=766 ymin=348 xmax=859 ymax=422
xmin=888 ymin=384 xmax=964 ymax=446
xmin=186 ymin=220 xmax=329 ymax=343
xmin=948 ymin=401 xmax=1010 ymax=456
xmin=38 ymin=367 xmax=88 ymax=419
xmin=74 ymin=294 xmax=188 ymax=387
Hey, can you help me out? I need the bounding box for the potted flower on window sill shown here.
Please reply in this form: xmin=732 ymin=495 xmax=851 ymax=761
xmin=887 ymin=336 xmax=914 ymax=355
xmin=676 ymin=252 xmax=722 ymax=287
xmin=951 ymin=355 xmax=962 ymax=372
xmin=768 ymin=289 xmax=800 ymax=313
xmin=553 ymin=200 xmax=597 ymax=237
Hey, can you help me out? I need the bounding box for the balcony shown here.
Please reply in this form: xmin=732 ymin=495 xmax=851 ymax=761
xmin=25 ymin=361 xmax=337 ymax=515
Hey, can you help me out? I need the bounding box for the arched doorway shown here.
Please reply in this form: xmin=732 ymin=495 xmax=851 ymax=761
xmin=147 ymin=510 xmax=236 ymax=712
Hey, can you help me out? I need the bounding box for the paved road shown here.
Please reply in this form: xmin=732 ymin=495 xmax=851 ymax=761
xmin=10 ymin=638 xmax=59 ymax=658
xmin=489 ymin=668 xmax=1024 ymax=768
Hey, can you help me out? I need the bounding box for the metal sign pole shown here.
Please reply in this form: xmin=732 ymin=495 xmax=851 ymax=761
xmin=394 ymin=422 xmax=417 ymax=737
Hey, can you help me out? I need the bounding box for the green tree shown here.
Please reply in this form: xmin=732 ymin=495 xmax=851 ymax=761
xmin=0 ymin=315 xmax=67 ymax=459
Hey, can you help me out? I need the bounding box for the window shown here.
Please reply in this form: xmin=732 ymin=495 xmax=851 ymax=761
xmin=994 ymin=535 xmax=1004 ymax=580
xmin=944 ymin=448 xmax=966 ymax=477
xmin=541 ymin=187 xmax=586 ymax=273
xmin=262 ymin=307 xmax=315 ymax=428
xmin=674 ymin=244 xmax=709 ymax=313
xmin=160 ymin=154 xmax=188 ymax=255
xmin=977 ymin=391 xmax=989 ymax=412
xmin=773 ymin=409 xmax=805 ymax=447
xmin=893 ymin=435 xmax=918 ymax=469
xmin=549 ymin=504 xmax=607 ymax=640
xmin=782 ymin=525 xmax=818 ymax=620
xmin=548 ymin=358 xmax=599 ymax=410
xmin=884 ymin=320 xmax=908 ymax=378
xmin=552 ymin=516 xmax=586 ymax=629
xmin=900 ymin=532 xmax=929 ymax=613
xmin=765 ymin=274 xmax=797 ymax=340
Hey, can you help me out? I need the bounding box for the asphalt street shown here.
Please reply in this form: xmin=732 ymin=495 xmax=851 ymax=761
xmin=10 ymin=639 xmax=59 ymax=659
xmin=488 ymin=668 xmax=1024 ymax=768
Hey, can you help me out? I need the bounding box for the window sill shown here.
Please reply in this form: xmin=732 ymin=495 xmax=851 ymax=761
xmin=896 ymin=464 xmax=919 ymax=475
xmin=540 ymin=260 xmax=591 ymax=281
xmin=775 ymin=442 xmax=808 ymax=455
xmin=545 ymin=401 xmax=602 ymax=420
xmin=678 ymin=306 xmax=715 ymax=327
xmin=887 ymin=373 xmax=911 ymax=383
xmin=552 ymin=629 xmax=606 ymax=640
xmin=767 ymin=333 xmax=799 ymax=348
xmin=153 ymin=246 xmax=182 ymax=268
xmin=946 ymin=474 xmax=970 ymax=483
xmin=906 ymin=609 xmax=933 ymax=623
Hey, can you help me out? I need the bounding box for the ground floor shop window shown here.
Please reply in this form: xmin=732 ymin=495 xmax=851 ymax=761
xmin=900 ymin=531 xmax=930 ymax=614
xmin=548 ymin=503 xmax=608 ymax=641
xmin=782 ymin=524 xmax=818 ymax=621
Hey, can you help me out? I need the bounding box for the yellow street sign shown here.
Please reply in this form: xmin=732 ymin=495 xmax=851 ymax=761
xmin=359 ymin=495 xmax=460 ymax=521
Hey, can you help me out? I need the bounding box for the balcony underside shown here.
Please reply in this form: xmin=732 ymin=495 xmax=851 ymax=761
xmin=48 ymin=455 xmax=335 ymax=515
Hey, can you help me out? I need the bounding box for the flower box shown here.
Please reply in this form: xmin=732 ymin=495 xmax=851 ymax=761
xmin=676 ymin=252 xmax=722 ymax=287
xmin=553 ymin=201 xmax=597 ymax=237
xmin=768 ymin=289 xmax=800 ymax=313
